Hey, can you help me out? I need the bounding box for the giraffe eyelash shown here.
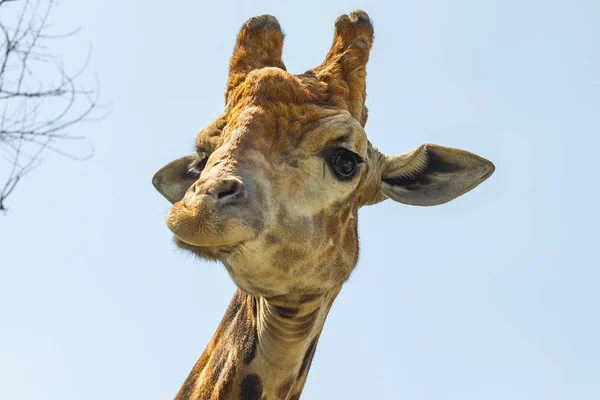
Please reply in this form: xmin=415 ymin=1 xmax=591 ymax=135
xmin=187 ymin=153 xmax=208 ymax=175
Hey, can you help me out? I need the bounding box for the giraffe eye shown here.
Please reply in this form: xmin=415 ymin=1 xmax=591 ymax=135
xmin=187 ymin=153 xmax=208 ymax=176
xmin=328 ymin=148 xmax=362 ymax=181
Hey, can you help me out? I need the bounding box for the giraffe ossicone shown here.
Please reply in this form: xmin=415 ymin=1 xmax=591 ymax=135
xmin=153 ymin=9 xmax=494 ymax=400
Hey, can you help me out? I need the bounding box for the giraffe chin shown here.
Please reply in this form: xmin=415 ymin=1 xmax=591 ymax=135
xmin=172 ymin=236 xmax=243 ymax=260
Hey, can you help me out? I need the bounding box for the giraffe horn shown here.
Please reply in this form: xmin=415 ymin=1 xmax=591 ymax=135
xmin=225 ymin=15 xmax=287 ymax=104
xmin=308 ymin=10 xmax=374 ymax=126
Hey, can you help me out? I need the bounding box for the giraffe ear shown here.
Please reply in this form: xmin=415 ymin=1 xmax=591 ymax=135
xmin=152 ymin=154 xmax=199 ymax=204
xmin=379 ymin=144 xmax=494 ymax=206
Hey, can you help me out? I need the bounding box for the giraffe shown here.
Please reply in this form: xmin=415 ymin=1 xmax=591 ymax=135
xmin=152 ymin=10 xmax=494 ymax=400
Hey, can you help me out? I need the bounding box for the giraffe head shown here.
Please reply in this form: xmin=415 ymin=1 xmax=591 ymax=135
xmin=152 ymin=10 xmax=494 ymax=297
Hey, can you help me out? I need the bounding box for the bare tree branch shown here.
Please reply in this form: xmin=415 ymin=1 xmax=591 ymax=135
xmin=0 ymin=0 xmax=99 ymax=212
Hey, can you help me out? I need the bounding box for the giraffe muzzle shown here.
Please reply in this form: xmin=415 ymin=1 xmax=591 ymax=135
xmin=166 ymin=175 xmax=263 ymax=249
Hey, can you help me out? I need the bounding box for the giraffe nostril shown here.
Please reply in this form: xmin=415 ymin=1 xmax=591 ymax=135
xmin=212 ymin=178 xmax=246 ymax=202
xmin=217 ymin=183 xmax=238 ymax=199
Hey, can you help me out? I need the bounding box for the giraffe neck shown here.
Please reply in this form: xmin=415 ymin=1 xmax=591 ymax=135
xmin=175 ymin=287 xmax=341 ymax=400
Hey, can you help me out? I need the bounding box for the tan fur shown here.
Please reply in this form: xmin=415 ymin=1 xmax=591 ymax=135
xmin=152 ymin=10 xmax=495 ymax=400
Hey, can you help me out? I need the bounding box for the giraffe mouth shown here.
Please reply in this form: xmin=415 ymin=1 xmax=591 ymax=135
xmin=166 ymin=193 xmax=262 ymax=250
xmin=173 ymin=235 xmax=242 ymax=259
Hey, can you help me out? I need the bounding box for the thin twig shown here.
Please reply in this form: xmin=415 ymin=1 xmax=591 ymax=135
xmin=0 ymin=0 xmax=100 ymax=212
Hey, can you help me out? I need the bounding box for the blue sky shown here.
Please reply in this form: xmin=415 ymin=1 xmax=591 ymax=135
xmin=1 ymin=1 xmax=599 ymax=399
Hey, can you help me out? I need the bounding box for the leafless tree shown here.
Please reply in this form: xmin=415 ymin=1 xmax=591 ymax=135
xmin=0 ymin=0 xmax=99 ymax=212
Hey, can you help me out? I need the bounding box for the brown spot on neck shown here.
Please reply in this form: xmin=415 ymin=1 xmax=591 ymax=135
xmin=240 ymin=374 xmax=263 ymax=400
xmin=297 ymin=337 xmax=318 ymax=379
